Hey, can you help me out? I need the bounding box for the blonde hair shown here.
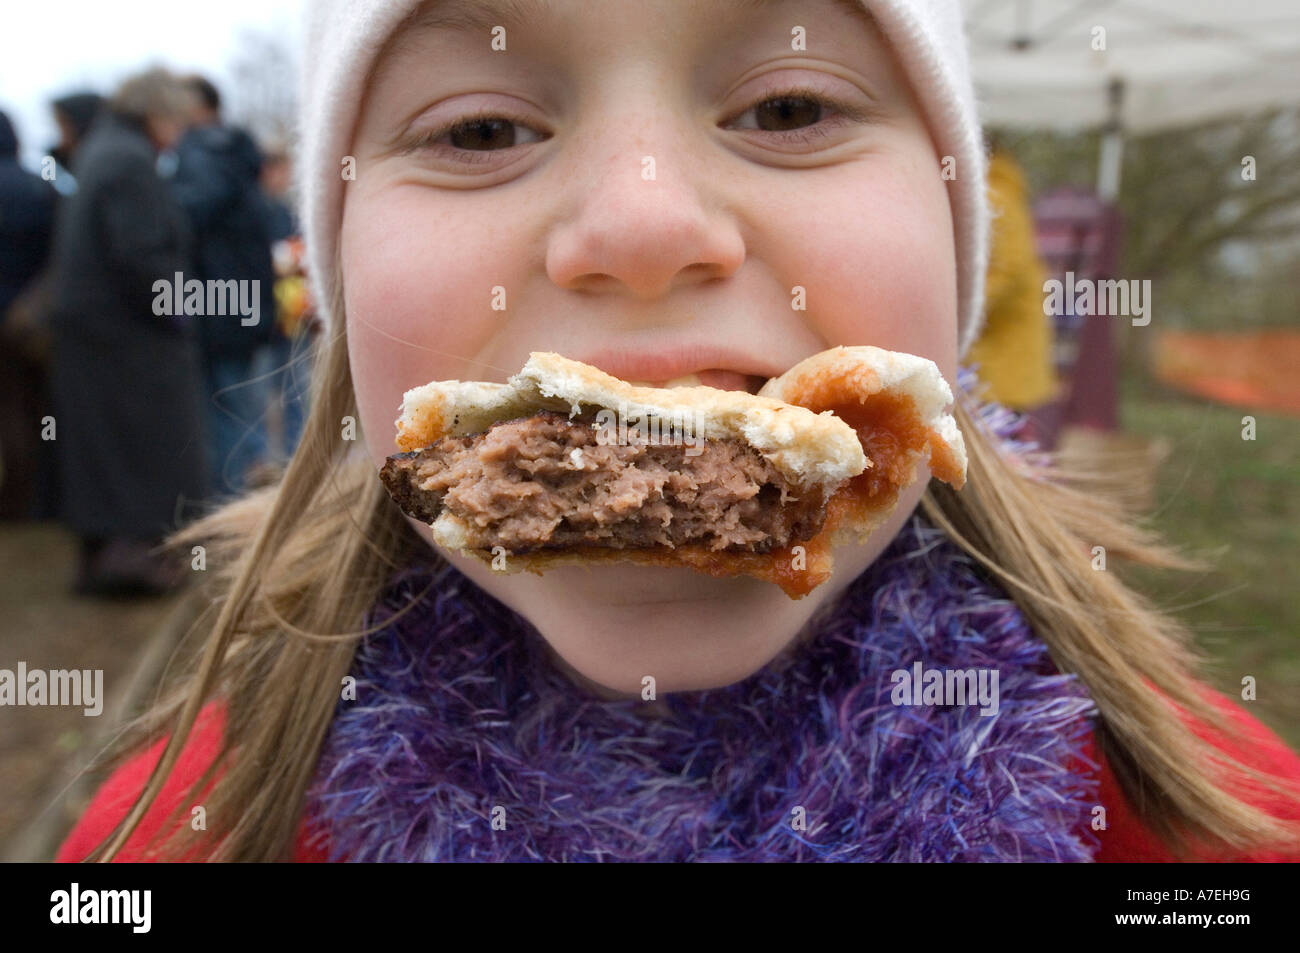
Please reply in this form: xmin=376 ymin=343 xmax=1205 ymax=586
xmin=109 ymin=67 xmax=193 ymax=125
xmin=85 ymin=290 xmax=1300 ymax=861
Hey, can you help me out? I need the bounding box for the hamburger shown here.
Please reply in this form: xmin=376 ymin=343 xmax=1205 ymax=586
xmin=379 ymin=346 xmax=966 ymax=598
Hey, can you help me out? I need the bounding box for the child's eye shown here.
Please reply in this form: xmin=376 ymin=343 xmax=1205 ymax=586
xmin=442 ymin=117 xmax=544 ymax=150
xmin=723 ymin=88 xmax=871 ymax=142
xmin=406 ymin=112 xmax=548 ymax=158
xmin=731 ymin=95 xmax=827 ymax=132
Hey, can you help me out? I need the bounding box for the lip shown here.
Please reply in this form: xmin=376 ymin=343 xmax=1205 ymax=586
xmin=574 ymin=344 xmax=787 ymax=392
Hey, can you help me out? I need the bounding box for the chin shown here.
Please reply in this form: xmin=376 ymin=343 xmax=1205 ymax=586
xmin=435 ymin=536 xmax=827 ymax=697
xmin=543 ymin=612 xmax=803 ymax=698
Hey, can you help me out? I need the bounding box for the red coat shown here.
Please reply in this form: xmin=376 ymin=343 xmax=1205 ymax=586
xmin=57 ymin=687 xmax=1300 ymax=863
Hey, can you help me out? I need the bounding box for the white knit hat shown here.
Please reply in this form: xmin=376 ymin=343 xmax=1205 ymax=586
xmin=298 ymin=0 xmax=988 ymax=356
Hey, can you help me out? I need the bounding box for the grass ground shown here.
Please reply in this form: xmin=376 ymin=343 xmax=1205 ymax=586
xmin=0 ymin=524 xmax=181 ymax=859
xmin=1117 ymin=376 xmax=1300 ymax=749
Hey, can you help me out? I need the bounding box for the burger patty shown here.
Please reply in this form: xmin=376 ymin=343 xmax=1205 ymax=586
xmin=380 ymin=411 xmax=831 ymax=554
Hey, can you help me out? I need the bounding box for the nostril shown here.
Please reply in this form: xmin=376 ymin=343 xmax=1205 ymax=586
xmin=680 ymin=262 xmax=725 ymax=282
xmin=564 ymin=274 xmax=616 ymax=295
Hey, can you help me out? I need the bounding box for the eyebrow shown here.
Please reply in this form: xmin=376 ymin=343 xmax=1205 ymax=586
xmin=399 ymin=0 xmax=876 ymax=37
xmin=400 ymin=0 xmax=550 ymax=34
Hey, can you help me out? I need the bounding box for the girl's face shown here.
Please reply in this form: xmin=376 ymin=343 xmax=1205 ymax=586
xmin=343 ymin=0 xmax=958 ymax=697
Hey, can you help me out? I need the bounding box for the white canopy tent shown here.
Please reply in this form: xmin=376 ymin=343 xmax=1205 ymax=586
xmin=961 ymin=0 xmax=1300 ymax=197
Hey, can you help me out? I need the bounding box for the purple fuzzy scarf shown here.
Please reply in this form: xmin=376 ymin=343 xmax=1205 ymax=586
xmin=304 ymin=385 xmax=1101 ymax=862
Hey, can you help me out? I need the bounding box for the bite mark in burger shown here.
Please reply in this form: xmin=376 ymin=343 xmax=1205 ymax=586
xmin=379 ymin=347 xmax=966 ymax=598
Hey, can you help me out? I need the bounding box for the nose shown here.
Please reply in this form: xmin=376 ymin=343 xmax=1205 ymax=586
xmin=545 ymin=124 xmax=746 ymax=301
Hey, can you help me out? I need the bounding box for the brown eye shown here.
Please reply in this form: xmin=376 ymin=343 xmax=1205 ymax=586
xmin=448 ymin=118 xmax=518 ymax=150
xmin=753 ymin=96 xmax=823 ymax=131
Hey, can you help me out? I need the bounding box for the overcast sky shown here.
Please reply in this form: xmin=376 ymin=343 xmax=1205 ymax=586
xmin=1 ymin=0 xmax=305 ymax=167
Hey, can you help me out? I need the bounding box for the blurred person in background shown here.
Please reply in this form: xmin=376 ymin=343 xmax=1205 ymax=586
xmin=968 ymin=143 xmax=1061 ymax=443
xmin=48 ymin=92 xmax=104 ymax=194
xmin=46 ymin=67 xmax=207 ymax=596
xmin=169 ymin=75 xmax=276 ymax=497
xmin=259 ymin=147 xmax=296 ymax=241
xmin=253 ymin=145 xmax=315 ymax=469
xmin=0 ymin=110 xmax=58 ymax=519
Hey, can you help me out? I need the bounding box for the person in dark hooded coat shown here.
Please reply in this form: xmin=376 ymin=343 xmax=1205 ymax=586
xmin=46 ymin=68 xmax=208 ymax=594
xmin=49 ymin=92 xmax=103 ymax=191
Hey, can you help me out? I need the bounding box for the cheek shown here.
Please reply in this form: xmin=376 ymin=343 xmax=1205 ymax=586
xmin=341 ymin=184 xmax=530 ymax=466
xmin=760 ymin=156 xmax=958 ymax=378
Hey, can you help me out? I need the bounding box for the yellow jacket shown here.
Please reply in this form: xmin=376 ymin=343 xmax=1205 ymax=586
xmin=968 ymin=151 xmax=1061 ymax=409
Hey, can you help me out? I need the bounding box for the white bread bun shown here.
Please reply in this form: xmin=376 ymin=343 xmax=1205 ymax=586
xmin=396 ymin=351 xmax=869 ymax=489
xmin=758 ymin=345 xmax=966 ymax=492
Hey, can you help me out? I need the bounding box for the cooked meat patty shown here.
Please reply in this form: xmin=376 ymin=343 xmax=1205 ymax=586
xmin=380 ymin=411 xmax=830 ymax=554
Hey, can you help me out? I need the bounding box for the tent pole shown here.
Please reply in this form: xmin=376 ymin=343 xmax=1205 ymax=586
xmin=1097 ymin=77 xmax=1125 ymax=201
xmin=1098 ymin=130 xmax=1124 ymax=201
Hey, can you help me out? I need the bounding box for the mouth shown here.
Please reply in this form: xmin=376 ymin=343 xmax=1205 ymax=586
xmin=626 ymin=370 xmax=767 ymax=393
xmin=574 ymin=346 xmax=783 ymax=395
